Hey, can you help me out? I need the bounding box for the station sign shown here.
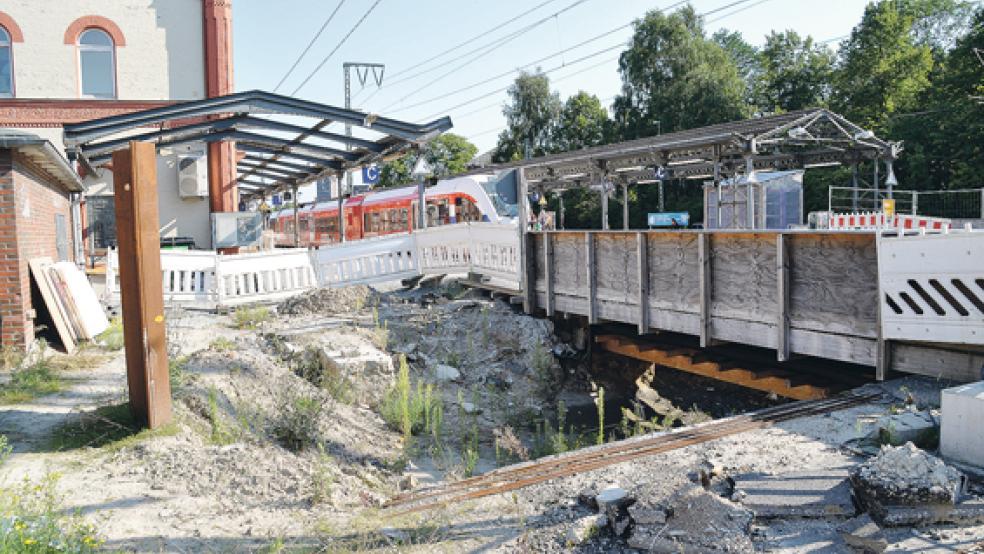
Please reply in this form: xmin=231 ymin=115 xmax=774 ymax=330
xmin=648 ymin=212 xmax=690 ymax=228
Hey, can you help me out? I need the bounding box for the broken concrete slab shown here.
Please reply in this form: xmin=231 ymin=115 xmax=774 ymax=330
xmin=566 ymin=513 xmax=607 ymax=545
xmin=433 ymin=363 xmax=460 ymax=381
xmin=851 ymin=443 xmax=963 ymax=509
xmin=628 ymin=501 xmax=668 ymax=525
xmin=837 ymin=514 xmax=888 ymax=553
xmin=733 ymin=468 xmax=856 ymax=519
xmin=627 ymin=485 xmax=753 ymax=553
xmin=877 ymin=497 xmax=984 ymax=527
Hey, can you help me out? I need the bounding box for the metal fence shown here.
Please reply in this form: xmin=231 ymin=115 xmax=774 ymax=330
xmin=828 ymin=187 xmax=984 ymax=219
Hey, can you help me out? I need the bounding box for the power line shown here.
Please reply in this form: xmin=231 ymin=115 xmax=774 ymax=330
xmin=378 ymin=0 xmax=593 ymax=112
xmin=272 ymin=0 xmax=347 ymax=93
xmin=387 ymin=0 xmax=560 ymax=81
xmin=289 ymin=0 xmax=384 ymax=96
xmin=383 ymin=0 xmax=690 ymax=116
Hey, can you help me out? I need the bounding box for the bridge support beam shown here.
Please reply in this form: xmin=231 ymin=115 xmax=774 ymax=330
xmin=636 ymin=232 xmax=649 ymax=334
xmin=698 ymin=232 xmax=712 ymax=348
xmin=776 ymin=233 xmax=790 ymax=361
xmin=622 ymin=184 xmax=629 ymax=230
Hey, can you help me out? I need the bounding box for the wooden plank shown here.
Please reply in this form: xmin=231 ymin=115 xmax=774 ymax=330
xmin=710 ymin=232 xmax=777 ymax=323
xmin=544 ymin=233 xmax=554 ymax=317
xmin=777 ymin=233 xmax=790 ymax=361
xmin=874 ymin=234 xmax=888 ymax=381
xmin=595 ymin=233 xmax=636 ymax=304
xmin=586 ymin=233 xmax=597 ymax=324
xmin=698 ymin=232 xmax=711 ymax=347
xmin=636 ymin=232 xmax=649 ymax=334
xmin=28 ymin=257 xmax=76 ymax=353
xmin=622 ymin=184 xmax=629 ymax=230
xmin=552 ymin=233 xmax=586 ymax=295
xmin=648 ymin=232 xmax=700 ymax=313
xmin=113 ymin=142 xmax=172 ymax=429
xmin=524 ymin=232 xmax=537 ymax=313
xmin=517 ymin=170 xmax=532 ymax=314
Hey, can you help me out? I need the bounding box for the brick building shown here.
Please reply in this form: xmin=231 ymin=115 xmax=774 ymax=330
xmin=0 ymin=130 xmax=84 ymax=348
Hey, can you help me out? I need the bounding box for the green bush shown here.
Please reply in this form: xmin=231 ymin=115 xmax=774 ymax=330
xmin=232 ymin=306 xmax=271 ymax=330
xmin=0 ymin=475 xmax=103 ymax=552
xmin=0 ymin=344 xmax=61 ymax=405
xmin=95 ymin=318 xmax=124 ymax=351
xmin=270 ymin=390 xmax=326 ymax=451
xmin=380 ymin=356 xmax=440 ymax=439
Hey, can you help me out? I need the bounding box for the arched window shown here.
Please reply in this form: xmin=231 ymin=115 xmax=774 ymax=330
xmin=0 ymin=27 xmax=12 ymax=97
xmin=78 ymin=28 xmax=115 ymax=98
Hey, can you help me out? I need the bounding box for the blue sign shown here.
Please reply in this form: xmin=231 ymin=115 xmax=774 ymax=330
xmin=648 ymin=212 xmax=690 ymax=228
xmin=362 ymin=165 xmax=380 ymax=184
xmin=316 ymin=177 xmax=333 ymax=201
xmin=272 ymin=194 xmax=282 ymax=206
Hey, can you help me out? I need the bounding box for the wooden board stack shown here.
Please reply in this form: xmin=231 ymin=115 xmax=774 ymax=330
xmin=28 ymin=257 xmax=110 ymax=352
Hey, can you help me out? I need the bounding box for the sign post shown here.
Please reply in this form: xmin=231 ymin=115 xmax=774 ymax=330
xmin=112 ymin=141 xmax=172 ymax=429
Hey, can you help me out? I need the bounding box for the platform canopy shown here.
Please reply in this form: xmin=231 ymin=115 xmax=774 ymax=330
xmin=63 ymin=90 xmax=453 ymax=198
xmin=463 ymin=108 xmax=900 ymax=190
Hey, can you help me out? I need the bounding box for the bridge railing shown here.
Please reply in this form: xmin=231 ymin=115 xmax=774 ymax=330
xmin=105 ymin=222 xmax=520 ymax=308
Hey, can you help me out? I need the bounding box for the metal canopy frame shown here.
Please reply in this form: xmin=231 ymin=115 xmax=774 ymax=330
xmin=63 ymin=89 xmax=453 ymax=198
xmin=461 ymin=108 xmax=900 ymax=190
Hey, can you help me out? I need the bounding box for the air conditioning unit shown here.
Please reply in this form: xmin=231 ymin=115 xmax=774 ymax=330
xmin=177 ymin=155 xmax=208 ymax=198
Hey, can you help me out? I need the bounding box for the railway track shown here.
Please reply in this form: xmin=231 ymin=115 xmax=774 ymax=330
xmin=385 ymin=391 xmax=881 ymax=514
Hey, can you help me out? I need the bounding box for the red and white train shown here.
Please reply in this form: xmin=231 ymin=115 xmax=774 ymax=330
xmin=268 ymin=175 xmax=512 ymax=247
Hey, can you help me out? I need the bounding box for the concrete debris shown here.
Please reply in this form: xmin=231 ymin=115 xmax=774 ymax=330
xmin=460 ymin=401 xmax=481 ymax=415
xmin=851 ymin=442 xmax=963 ymax=508
xmin=433 ymin=363 xmax=461 ymax=382
xmin=628 ymin=501 xmax=669 ymax=525
xmin=849 ymin=409 xmax=940 ymax=454
xmin=628 ymin=485 xmax=754 ymax=552
xmin=941 ymin=381 xmax=984 ymax=475
xmin=380 ymin=527 xmax=409 ymax=544
xmin=595 ymin=486 xmax=631 ymax=510
xmin=567 ymin=513 xmax=607 ymax=545
xmin=733 ymin=468 xmax=856 ymax=519
xmin=838 ymin=514 xmax=888 ymax=553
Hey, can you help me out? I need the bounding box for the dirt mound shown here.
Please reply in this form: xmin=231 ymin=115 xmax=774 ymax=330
xmin=278 ymin=285 xmax=378 ymax=316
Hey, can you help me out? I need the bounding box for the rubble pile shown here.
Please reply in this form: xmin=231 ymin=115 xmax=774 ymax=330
xmin=627 ymin=485 xmax=754 ymax=552
xmin=851 ymin=442 xmax=963 ymax=507
xmin=278 ymin=285 xmax=378 ymax=315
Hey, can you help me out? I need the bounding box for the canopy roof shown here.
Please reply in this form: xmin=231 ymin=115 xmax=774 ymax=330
xmin=62 ymin=90 xmax=453 ymax=198
xmin=461 ymin=108 xmax=900 ymax=189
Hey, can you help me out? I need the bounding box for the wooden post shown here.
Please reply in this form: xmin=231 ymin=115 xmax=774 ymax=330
xmin=524 ymin=233 xmax=537 ymax=314
xmin=517 ymin=169 xmax=532 ymax=313
xmin=698 ymin=232 xmax=712 ymax=348
xmin=636 ymin=231 xmax=649 ymax=334
xmin=776 ymin=233 xmax=790 ymax=361
xmin=601 ymin=188 xmax=609 ymax=230
xmin=112 ymin=141 xmax=172 ymax=429
xmin=558 ymin=192 xmax=565 ymax=230
xmin=586 ymin=233 xmax=597 ymax=324
xmin=544 ymin=232 xmax=554 ymax=317
xmin=622 ymin=184 xmax=629 ymax=230
xmin=875 ymin=234 xmax=889 ymax=380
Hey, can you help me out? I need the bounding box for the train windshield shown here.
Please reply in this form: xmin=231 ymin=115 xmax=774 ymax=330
xmin=480 ymin=170 xmax=520 ymax=220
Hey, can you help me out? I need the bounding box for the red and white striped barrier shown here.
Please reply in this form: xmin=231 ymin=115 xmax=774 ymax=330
xmin=828 ymin=211 xmax=951 ymax=232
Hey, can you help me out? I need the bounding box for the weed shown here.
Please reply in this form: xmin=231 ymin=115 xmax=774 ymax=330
xmin=295 ymin=348 xmax=354 ymax=405
xmin=493 ymin=426 xmax=529 ymax=463
xmin=530 ymin=343 xmax=559 ymax=397
xmin=379 ymin=356 xmax=438 ymax=439
xmin=207 ymin=386 xmax=236 ymax=445
xmin=596 ymin=387 xmax=605 ymax=446
xmin=443 ymin=349 xmax=462 ymax=368
xmin=371 ymin=320 xmax=389 ymax=351
xmin=45 ymin=352 xmax=108 ymax=373
xmin=0 ymin=434 xmax=10 ymax=466
xmin=1 ymin=344 xmax=24 ymax=371
xmin=209 ymin=337 xmax=236 ymax=351
xmin=0 ymin=342 xmax=62 ymax=405
xmin=0 ymin=474 xmax=104 ymax=552
xmin=169 ymin=355 xmax=189 ymax=391
xmin=96 ymin=317 xmax=124 ymax=351
xmin=311 ymin=444 xmax=335 ymax=505
xmin=232 ymin=306 xmax=271 ymax=330
xmin=270 ymin=389 xmax=326 ymax=451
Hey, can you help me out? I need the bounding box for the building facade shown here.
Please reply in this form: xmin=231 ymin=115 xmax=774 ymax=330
xmin=0 ymin=0 xmax=235 ymax=252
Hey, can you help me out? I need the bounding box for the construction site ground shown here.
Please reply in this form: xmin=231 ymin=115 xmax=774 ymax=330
xmin=1 ymin=279 xmax=983 ymax=553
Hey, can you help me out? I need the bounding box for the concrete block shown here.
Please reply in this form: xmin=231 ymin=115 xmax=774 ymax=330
xmin=941 ymin=381 xmax=984 ymax=472
xmin=733 ymin=468 xmax=856 ymax=518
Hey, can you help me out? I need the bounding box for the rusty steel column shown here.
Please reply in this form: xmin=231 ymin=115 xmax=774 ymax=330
xmin=204 ymin=0 xmax=237 ymax=252
xmin=112 ymin=142 xmax=172 ymax=429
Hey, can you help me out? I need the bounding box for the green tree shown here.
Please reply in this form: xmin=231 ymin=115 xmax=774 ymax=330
xmin=493 ymin=70 xmax=562 ymax=162
xmin=758 ymin=30 xmax=834 ymax=112
xmin=713 ymin=29 xmax=762 ymax=109
xmin=550 ymin=91 xmax=610 ymax=152
xmin=377 ymin=133 xmax=478 ymax=188
xmin=612 ymin=5 xmax=748 ymax=139
xmin=832 ymin=0 xmax=935 ymax=130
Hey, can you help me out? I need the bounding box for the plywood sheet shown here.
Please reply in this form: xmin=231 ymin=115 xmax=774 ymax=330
xmin=595 ymin=233 xmax=638 ymax=304
xmin=647 ymin=232 xmax=700 ymax=313
xmin=28 ymin=257 xmax=76 ymax=353
xmin=54 ymin=261 xmax=109 ymax=339
xmin=710 ymin=233 xmax=777 ymax=323
xmin=552 ymin=234 xmax=586 ymax=295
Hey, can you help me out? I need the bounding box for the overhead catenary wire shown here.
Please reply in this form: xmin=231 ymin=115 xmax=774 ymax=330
xmin=377 ymin=0 xmax=594 ymax=112
xmin=272 ymin=0 xmax=347 ymax=93
xmin=289 ymin=0 xmax=385 ymax=96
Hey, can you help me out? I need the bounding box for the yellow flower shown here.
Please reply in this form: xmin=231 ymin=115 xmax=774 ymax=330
xmin=23 ymin=538 xmax=36 ymax=545
xmin=14 ymin=521 xmax=25 ymax=530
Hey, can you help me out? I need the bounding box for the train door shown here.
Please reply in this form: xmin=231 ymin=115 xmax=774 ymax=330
xmin=345 ymin=197 xmax=364 ymax=241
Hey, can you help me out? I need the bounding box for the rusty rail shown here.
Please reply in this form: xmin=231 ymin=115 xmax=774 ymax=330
xmin=386 ymin=391 xmax=880 ymax=514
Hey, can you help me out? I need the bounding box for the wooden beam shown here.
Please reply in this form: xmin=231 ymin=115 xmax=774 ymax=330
xmin=544 ymin=233 xmax=554 ymax=317
xmin=601 ymin=188 xmax=609 ymax=230
xmin=875 ymin=235 xmax=889 ymax=381
xmin=636 ymin=232 xmax=649 ymax=334
xmin=524 ymin=232 xmax=537 ymax=314
xmin=112 ymin=141 xmax=172 ymax=429
xmin=622 ymin=184 xmax=629 ymax=230
xmin=518 ymin=169 xmax=533 ymax=314
xmin=776 ymin=233 xmax=790 ymax=361
xmin=698 ymin=232 xmax=712 ymax=347
xmin=586 ymin=233 xmax=597 ymax=324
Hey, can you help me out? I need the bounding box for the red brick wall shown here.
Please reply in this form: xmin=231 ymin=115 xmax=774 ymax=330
xmin=0 ymin=148 xmax=76 ymax=350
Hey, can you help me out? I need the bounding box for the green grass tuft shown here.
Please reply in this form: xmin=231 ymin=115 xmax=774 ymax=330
xmin=44 ymin=403 xmax=180 ymax=453
xmin=232 ymin=306 xmax=271 ymax=330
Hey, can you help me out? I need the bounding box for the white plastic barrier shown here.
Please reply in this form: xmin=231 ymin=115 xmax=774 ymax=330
xmin=105 ymin=223 xmax=521 ymax=308
xmin=878 ymin=230 xmax=984 ymax=345
xmin=828 ymin=211 xmax=952 ymax=232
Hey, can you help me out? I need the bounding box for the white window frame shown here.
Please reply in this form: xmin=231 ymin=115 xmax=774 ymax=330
xmin=0 ymin=26 xmax=13 ymax=98
xmin=77 ymin=28 xmax=117 ymax=99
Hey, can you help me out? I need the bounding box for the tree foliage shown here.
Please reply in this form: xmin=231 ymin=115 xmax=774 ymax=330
xmin=758 ymin=30 xmax=834 ymax=112
xmin=550 ymin=91 xmax=610 ymax=152
xmin=492 ymin=70 xmax=562 ymax=162
xmin=377 ymin=133 xmax=478 ymax=188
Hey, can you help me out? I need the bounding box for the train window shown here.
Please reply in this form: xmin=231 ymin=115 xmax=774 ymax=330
xmin=299 ymin=219 xmax=309 ymax=232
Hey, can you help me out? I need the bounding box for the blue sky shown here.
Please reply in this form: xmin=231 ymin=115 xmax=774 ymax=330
xmin=234 ymin=0 xmax=871 ymax=159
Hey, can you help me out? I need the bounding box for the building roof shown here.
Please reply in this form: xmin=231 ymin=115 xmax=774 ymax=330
xmin=0 ymin=130 xmax=84 ymax=192
xmin=457 ymin=108 xmax=900 ymax=189
xmin=62 ymin=90 xmax=453 ymax=198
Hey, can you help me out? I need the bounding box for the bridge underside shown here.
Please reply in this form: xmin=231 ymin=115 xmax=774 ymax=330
xmin=521 ymin=230 xmax=984 ymax=383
